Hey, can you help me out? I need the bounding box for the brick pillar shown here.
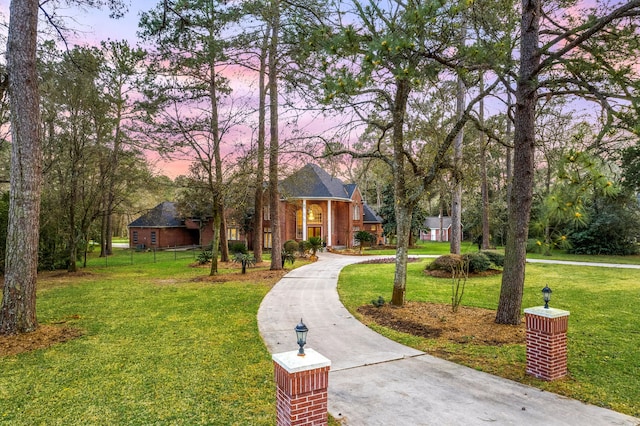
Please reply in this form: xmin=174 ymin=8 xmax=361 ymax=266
xmin=524 ymin=307 xmax=570 ymax=381
xmin=273 ymin=348 xmax=331 ymax=426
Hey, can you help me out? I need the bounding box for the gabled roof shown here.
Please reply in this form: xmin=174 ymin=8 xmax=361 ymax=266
xmin=128 ymin=201 xmax=184 ymax=228
xmin=425 ymin=216 xmax=452 ymax=229
xmin=280 ymin=164 xmax=352 ymax=200
xmin=363 ymin=203 xmax=383 ymax=224
xmin=344 ymin=183 xmax=358 ymax=198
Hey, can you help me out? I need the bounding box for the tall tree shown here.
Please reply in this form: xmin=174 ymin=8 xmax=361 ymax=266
xmin=292 ymin=0 xmax=503 ymax=305
xmin=1 ymin=0 xmax=126 ymax=334
xmin=267 ymin=0 xmax=283 ymax=270
xmin=0 ymin=0 xmax=41 ymax=334
xmin=450 ymin=24 xmax=467 ymax=255
xmin=139 ymin=0 xmax=243 ymax=274
xmin=497 ymin=0 xmax=640 ymax=324
xmin=43 ymin=46 xmax=107 ymax=273
xmin=98 ymin=40 xmax=147 ymax=258
xmin=252 ymin=28 xmax=269 ymax=263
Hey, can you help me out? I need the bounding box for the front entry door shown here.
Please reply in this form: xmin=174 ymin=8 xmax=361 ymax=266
xmin=307 ymin=226 xmax=322 ymax=239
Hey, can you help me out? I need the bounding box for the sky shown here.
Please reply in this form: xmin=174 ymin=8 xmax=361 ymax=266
xmin=56 ymin=1 xmax=194 ymax=179
xmin=66 ymin=1 xmax=156 ymax=45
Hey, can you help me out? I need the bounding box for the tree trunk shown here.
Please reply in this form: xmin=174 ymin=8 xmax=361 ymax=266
xmin=481 ymin=141 xmax=490 ymax=250
xmin=392 ymin=202 xmax=412 ymax=306
xmin=390 ymin=78 xmax=411 ymax=306
xmin=67 ymin=161 xmax=79 ymax=273
xmin=505 ymin=90 xmax=513 ymax=212
xmin=252 ymin=29 xmax=268 ymax=263
xmin=209 ymin=207 xmax=221 ymax=276
xmin=450 ymin=75 xmax=465 ymax=254
xmin=496 ymin=0 xmax=540 ymax=325
xmin=218 ymin=201 xmax=229 ymax=262
xmin=450 ymin=25 xmax=466 ymax=254
xmin=0 ymin=0 xmax=41 ymax=335
xmin=100 ymin=196 xmax=108 ymax=257
xmin=479 ymin=83 xmax=490 ymax=250
xmin=268 ymin=0 xmax=282 ymax=271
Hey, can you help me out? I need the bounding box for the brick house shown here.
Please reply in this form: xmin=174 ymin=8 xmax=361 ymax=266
xmin=263 ymin=164 xmax=384 ymax=249
xmin=128 ymin=201 xmax=202 ymax=249
xmin=128 ymin=164 xmax=384 ymax=250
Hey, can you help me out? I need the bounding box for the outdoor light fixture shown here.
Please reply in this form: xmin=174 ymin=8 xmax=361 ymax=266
xmin=542 ymin=285 xmax=552 ymax=309
xmin=295 ymin=318 xmax=308 ymax=356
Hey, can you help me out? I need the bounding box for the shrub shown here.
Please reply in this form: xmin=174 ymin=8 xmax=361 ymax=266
xmin=283 ymin=240 xmax=299 ymax=255
xmin=568 ymin=209 xmax=640 ymax=255
xmin=371 ymin=296 xmax=385 ymax=308
xmin=462 ymin=252 xmax=491 ymax=273
xmin=281 ymin=250 xmax=296 ymax=267
xmin=481 ymin=250 xmax=505 ymax=268
xmin=197 ymin=250 xmax=212 ymax=265
xmin=308 ymin=236 xmax=324 ymax=257
xmin=526 ymin=238 xmax=543 ymax=253
xmin=232 ymin=253 xmax=256 ymax=273
xmin=426 ymin=254 xmax=464 ymax=272
xmin=297 ymin=240 xmax=309 ymax=256
xmin=229 ymin=242 xmax=247 ymax=255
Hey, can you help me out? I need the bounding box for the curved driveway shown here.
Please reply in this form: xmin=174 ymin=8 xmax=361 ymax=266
xmin=257 ymin=252 xmax=639 ymax=426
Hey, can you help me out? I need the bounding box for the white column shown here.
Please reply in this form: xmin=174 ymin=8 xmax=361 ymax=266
xmin=302 ymin=199 xmax=307 ymax=241
xmin=327 ymin=200 xmax=332 ymax=247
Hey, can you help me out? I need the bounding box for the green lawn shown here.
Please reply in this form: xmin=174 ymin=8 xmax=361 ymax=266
xmin=338 ymin=259 xmax=640 ymax=417
xmin=0 ymin=258 xmax=282 ymax=425
xmin=2 ymin=247 xmax=638 ymax=423
xmin=365 ymin=240 xmax=640 ymax=265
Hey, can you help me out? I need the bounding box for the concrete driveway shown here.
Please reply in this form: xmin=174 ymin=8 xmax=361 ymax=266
xmin=258 ymin=252 xmax=639 ymax=425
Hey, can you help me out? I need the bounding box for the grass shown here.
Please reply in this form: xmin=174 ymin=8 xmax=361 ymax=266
xmin=364 ymin=240 xmax=640 ymax=265
xmin=0 ymin=255 xmax=284 ymax=425
xmin=337 ymin=259 xmax=640 ymax=417
xmin=2 ymin=245 xmax=638 ymax=422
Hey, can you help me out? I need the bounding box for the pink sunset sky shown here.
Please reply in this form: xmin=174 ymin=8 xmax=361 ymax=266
xmin=70 ymin=1 xmax=199 ymax=178
xmin=47 ymin=0 xmax=339 ymax=179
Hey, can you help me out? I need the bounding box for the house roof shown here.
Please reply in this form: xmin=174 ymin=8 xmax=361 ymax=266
xmin=363 ymin=203 xmax=383 ymax=223
xmin=425 ymin=216 xmax=452 ymax=229
xmin=344 ymin=183 xmax=358 ymax=198
xmin=280 ymin=164 xmax=351 ymax=201
xmin=128 ymin=201 xmax=184 ymax=228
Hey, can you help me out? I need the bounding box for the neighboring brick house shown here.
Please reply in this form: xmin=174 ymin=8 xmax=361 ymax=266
xmin=128 ymin=200 xmax=240 ymax=249
xmin=128 ymin=164 xmax=384 ymax=250
xmin=263 ymin=163 xmax=384 ymax=249
xmin=128 ymin=201 xmax=201 ymax=249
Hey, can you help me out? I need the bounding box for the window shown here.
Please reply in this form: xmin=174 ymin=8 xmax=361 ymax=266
xmin=151 ymin=231 xmax=157 ymax=245
xmin=132 ymin=231 xmax=138 ymax=244
xmin=308 ymin=205 xmax=322 ymax=224
xmin=227 ymin=227 xmax=239 ymax=240
xmin=296 ymin=209 xmax=303 ymax=239
xmin=263 ymin=205 xmax=270 ymax=221
xmin=371 ymin=225 xmax=377 ymax=231
xmin=353 ymin=204 xmax=361 ymax=220
xmin=263 ymin=227 xmax=272 ymax=248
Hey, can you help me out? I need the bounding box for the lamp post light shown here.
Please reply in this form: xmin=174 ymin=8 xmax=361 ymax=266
xmin=542 ymin=285 xmax=552 ymax=309
xmin=295 ymin=318 xmax=308 ymax=356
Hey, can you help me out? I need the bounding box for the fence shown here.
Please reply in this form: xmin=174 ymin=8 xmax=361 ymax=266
xmin=86 ymin=245 xmax=202 ymax=268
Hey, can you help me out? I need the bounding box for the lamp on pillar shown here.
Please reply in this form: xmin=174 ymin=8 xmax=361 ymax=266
xmin=542 ymin=285 xmax=552 ymax=309
xmin=295 ymin=319 xmax=308 ymax=356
